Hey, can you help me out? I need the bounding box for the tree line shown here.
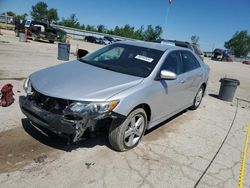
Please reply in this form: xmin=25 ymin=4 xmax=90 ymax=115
xmin=58 ymin=13 xmax=162 ymax=41
xmin=3 ymin=1 xmax=162 ymax=41
xmin=3 ymin=1 xmax=250 ymax=57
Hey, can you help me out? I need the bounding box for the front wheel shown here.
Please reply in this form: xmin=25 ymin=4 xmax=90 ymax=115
xmin=108 ymin=108 xmax=147 ymax=152
xmin=190 ymin=86 xmax=204 ymax=110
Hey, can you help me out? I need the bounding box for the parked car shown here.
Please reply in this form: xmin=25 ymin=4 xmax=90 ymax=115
xmin=85 ymin=36 xmax=98 ymax=43
xmin=211 ymin=48 xmax=223 ymax=60
xmin=115 ymin=39 xmax=122 ymax=42
xmin=102 ymin=38 xmax=111 ymax=45
xmin=20 ymin=41 xmax=209 ymax=151
xmin=96 ymin=38 xmax=110 ymax=45
xmin=211 ymin=49 xmax=234 ymax=62
xmin=104 ymin=36 xmax=115 ymax=43
xmin=242 ymin=60 xmax=250 ymax=65
xmin=204 ymin=52 xmax=213 ymax=58
xmin=153 ymin=39 xmax=204 ymax=60
xmin=15 ymin=20 xmax=58 ymax=43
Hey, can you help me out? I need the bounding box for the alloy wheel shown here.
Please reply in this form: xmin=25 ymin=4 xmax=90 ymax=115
xmin=124 ymin=114 xmax=145 ymax=147
xmin=195 ymin=88 xmax=203 ymax=107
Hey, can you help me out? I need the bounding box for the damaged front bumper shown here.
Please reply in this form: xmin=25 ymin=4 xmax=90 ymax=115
xmin=19 ymin=96 xmax=126 ymax=142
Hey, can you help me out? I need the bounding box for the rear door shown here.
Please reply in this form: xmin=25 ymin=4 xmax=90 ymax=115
xmin=180 ymin=50 xmax=203 ymax=103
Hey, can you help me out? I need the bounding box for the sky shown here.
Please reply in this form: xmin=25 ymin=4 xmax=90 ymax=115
xmin=0 ymin=0 xmax=250 ymax=51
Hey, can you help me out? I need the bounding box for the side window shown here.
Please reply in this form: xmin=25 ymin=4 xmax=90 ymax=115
xmin=181 ymin=51 xmax=200 ymax=72
xmin=161 ymin=51 xmax=182 ymax=75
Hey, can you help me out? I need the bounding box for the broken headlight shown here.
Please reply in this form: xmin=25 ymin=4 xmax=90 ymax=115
xmin=23 ymin=76 xmax=33 ymax=95
xmin=63 ymin=100 xmax=119 ymax=119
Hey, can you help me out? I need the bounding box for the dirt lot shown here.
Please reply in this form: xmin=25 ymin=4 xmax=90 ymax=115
xmin=0 ymin=30 xmax=250 ymax=188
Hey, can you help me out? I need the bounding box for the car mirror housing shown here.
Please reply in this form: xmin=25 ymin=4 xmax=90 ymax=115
xmin=160 ymin=70 xmax=177 ymax=80
xmin=77 ymin=49 xmax=89 ymax=59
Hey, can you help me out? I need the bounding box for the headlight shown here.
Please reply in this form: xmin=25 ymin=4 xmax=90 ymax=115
xmin=63 ymin=100 xmax=119 ymax=119
xmin=23 ymin=76 xmax=32 ymax=95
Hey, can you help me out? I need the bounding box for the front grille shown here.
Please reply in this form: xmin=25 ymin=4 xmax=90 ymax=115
xmin=30 ymin=89 xmax=73 ymax=115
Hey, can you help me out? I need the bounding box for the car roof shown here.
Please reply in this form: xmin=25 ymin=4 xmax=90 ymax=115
xmin=117 ymin=40 xmax=178 ymax=52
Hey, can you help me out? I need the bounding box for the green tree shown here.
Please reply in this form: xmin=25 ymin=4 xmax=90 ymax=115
xmin=191 ymin=35 xmax=199 ymax=44
xmin=3 ymin=11 xmax=28 ymax=23
xmin=224 ymin=31 xmax=250 ymax=57
xmin=15 ymin=13 xmax=28 ymax=23
xmin=143 ymin=25 xmax=162 ymax=41
xmin=30 ymin=1 xmax=58 ymax=24
xmin=59 ymin=14 xmax=81 ymax=29
xmin=30 ymin=1 xmax=48 ymax=22
xmin=86 ymin=24 xmax=96 ymax=31
xmin=81 ymin=24 xmax=85 ymax=30
xmin=47 ymin=8 xmax=59 ymax=24
xmin=5 ymin=11 xmax=15 ymax=17
xmin=134 ymin=26 xmax=144 ymax=40
xmin=97 ymin=24 xmax=106 ymax=33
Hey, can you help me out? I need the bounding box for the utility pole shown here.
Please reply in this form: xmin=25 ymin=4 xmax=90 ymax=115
xmin=165 ymin=5 xmax=171 ymax=39
xmin=5 ymin=12 xmax=8 ymax=30
xmin=212 ymin=43 xmax=215 ymax=51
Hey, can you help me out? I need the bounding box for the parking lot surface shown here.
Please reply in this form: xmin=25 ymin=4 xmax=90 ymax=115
xmin=0 ymin=30 xmax=250 ymax=188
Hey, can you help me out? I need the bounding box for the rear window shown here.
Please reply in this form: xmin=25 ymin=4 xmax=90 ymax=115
xmin=181 ymin=51 xmax=201 ymax=72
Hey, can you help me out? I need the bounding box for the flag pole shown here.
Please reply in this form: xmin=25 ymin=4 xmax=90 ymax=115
xmin=165 ymin=0 xmax=172 ymax=39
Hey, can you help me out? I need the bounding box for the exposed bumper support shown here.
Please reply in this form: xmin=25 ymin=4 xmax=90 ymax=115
xmin=19 ymin=96 xmax=126 ymax=142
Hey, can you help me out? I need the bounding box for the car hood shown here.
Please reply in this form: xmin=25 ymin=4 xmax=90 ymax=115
xmin=30 ymin=60 xmax=143 ymax=101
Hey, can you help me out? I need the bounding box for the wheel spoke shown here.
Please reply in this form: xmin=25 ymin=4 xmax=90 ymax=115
xmin=134 ymin=128 xmax=142 ymax=136
xmin=125 ymin=128 xmax=133 ymax=139
xmin=123 ymin=113 xmax=146 ymax=148
xmin=195 ymin=89 xmax=203 ymax=106
xmin=135 ymin=117 xmax=144 ymax=129
xmin=128 ymin=134 xmax=135 ymax=146
xmin=131 ymin=117 xmax=136 ymax=127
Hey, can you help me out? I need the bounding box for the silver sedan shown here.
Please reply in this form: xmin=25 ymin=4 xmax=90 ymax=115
xmin=20 ymin=41 xmax=210 ymax=151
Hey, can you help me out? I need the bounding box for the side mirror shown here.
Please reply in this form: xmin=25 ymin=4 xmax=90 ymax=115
xmin=77 ymin=49 xmax=89 ymax=59
xmin=160 ymin=70 xmax=177 ymax=80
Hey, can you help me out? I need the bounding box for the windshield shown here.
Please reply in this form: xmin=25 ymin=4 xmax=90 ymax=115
xmin=25 ymin=20 xmax=31 ymax=27
xmin=80 ymin=43 xmax=164 ymax=78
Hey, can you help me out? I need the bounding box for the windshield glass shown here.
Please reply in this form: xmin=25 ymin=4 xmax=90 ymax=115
xmin=81 ymin=43 xmax=164 ymax=78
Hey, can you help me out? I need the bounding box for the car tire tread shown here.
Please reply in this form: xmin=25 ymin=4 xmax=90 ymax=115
xmin=108 ymin=108 xmax=147 ymax=152
xmin=190 ymin=86 xmax=204 ymax=110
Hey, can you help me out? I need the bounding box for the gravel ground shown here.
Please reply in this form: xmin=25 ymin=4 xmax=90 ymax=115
xmin=0 ymin=30 xmax=250 ymax=188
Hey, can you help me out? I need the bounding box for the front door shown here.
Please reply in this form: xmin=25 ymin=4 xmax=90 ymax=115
xmin=149 ymin=51 xmax=190 ymax=122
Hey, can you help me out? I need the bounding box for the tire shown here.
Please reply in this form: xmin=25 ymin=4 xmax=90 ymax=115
xmin=32 ymin=34 xmax=38 ymax=41
xmin=109 ymin=108 xmax=147 ymax=152
xmin=15 ymin=30 xmax=19 ymax=37
xmin=190 ymin=86 xmax=204 ymax=110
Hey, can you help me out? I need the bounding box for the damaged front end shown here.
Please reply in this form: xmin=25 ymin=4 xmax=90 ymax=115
xmin=20 ymin=77 xmax=124 ymax=143
xmin=62 ymin=100 xmax=120 ymax=142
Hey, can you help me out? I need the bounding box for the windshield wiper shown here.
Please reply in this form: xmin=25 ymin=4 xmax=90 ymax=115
xmin=97 ymin=64 xmax=112 ymax=70
xmin=78 ymin=59 xmax=88 ymax=63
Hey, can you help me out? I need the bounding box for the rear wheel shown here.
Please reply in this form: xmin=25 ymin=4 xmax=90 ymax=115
xmin=109 ymin=108 xmax=147 ymax=152
xmin=190 ymin=86 xmax=204 ymax=110
xmin=15 ymin=30 xmax=19 ymax=37
xmin=32 ymin=34 xmax=38 ymax=41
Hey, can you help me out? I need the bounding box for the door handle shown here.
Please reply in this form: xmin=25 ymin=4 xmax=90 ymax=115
xmin=179 ymin=79 xmax=185 ymax=83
